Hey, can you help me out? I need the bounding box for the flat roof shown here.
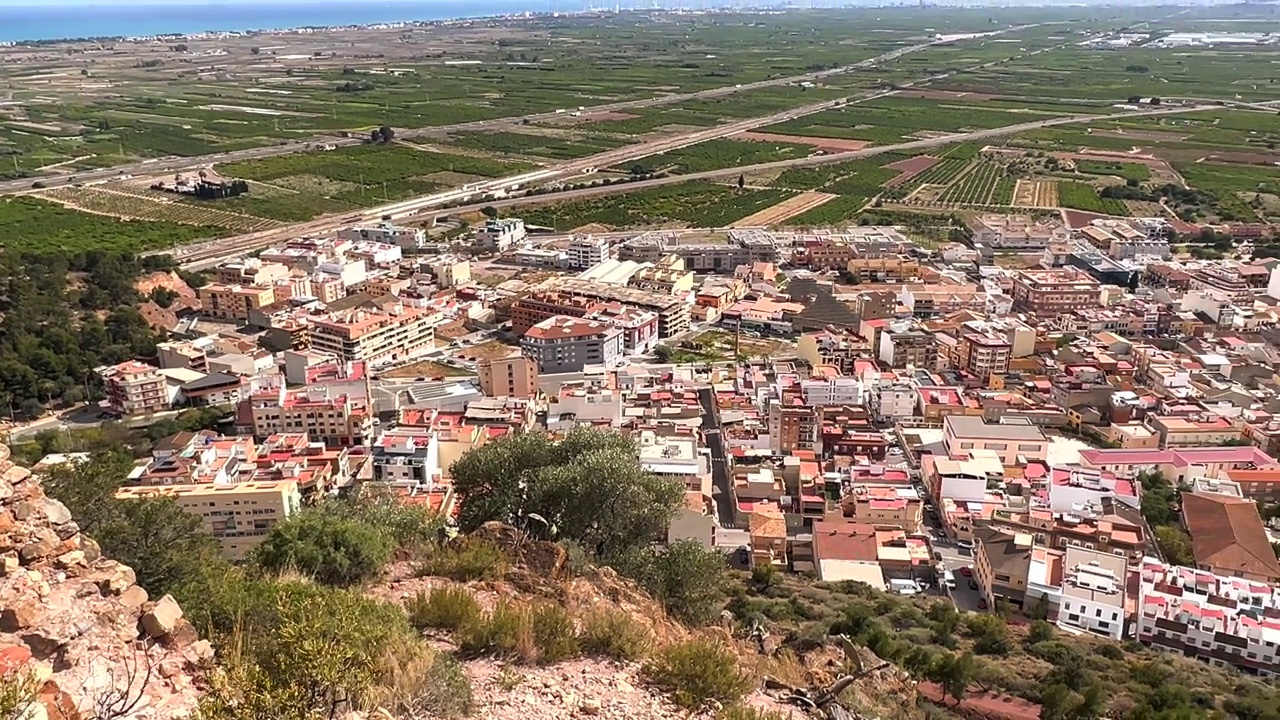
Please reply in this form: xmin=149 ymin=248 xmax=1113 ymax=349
xmin=944 ymin=415 xmax=1047 ymax=442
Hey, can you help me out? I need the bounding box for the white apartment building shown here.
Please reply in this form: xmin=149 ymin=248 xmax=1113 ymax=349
xmin=869 ymin=383 xmax=917 ymax=422
xmin=568 ymin=235 xmax=613 ymax=270
xmin=339 ymin=223 xmax=427 ymax=250
xmin=243 ymin=387 xmax=375 ymax=447
xmin=800 ymin=377 xmax=863 ymax=406
xmin=637 ymin=430 xmax=710 ymax=496
xmin=1137 ymin=559 xmax=1280 ymax=678
xmin=1027 ymin=545 xmax=1130 ymax=640
xmin=474 ymin=218 xmax=527 ymax=252
xmin=309 ymin=304 xmax=438 ymax=364
xmin=371 ymin=430 xmax=440 ymax=488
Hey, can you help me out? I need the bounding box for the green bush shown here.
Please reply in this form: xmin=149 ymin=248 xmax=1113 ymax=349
xmin=642 ymin=638 xmax=752 ymax=710
xmin=406 ymin=586 xmax=482 ymax=632
xmin=579 ymin=608 xmax=653 ymax=661
xmin=531 ymin=603 xmax=580 ymax=663
xmin=416 ymin=540 xmax=508 ymax=581
xmin=252 ymin=512 xmax=393 ymax=587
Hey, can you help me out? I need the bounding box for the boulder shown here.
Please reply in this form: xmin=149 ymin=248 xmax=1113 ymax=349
xmin=140 ymin=595 xmax=184 ymax=639
xmin=19 ymin=529 xmax=61 ymax=563
xmin=93 ymin=561 xmax=137 ymax=596
xmin=119 ymin=585 xmax=149 ymax=611
xmin=42 ymin=499 xmax=72 ymax=526
xmin=0 ymin=600 xmax=39 ymax=632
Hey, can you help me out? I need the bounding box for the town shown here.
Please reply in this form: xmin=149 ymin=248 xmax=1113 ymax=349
xmin=27 ymin=204 xmax=1273 ymax=683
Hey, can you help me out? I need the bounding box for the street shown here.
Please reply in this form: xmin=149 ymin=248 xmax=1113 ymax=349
xmin=697 ymin=386 xmax=737 ymax=530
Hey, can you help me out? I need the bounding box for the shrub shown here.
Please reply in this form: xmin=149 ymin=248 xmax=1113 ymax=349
xmin=1027 ymin=620 xmax=1055 ymax=645
xmin=1095 ymin=643 xmax=1126 ymax=661
xmin=364 ymin=637 xmax=473 ymax=719
xmin=458 ymin=601 xmax=531 ymax=660
xmin=406 ymin=586 xmax=481 ymax=632
xmin=642 ymin=638 xmax=752 ymax=710
xmin=717 ymin=706 xmax=791 ymax=720
xmin=579 ymin=608 xmax=653 ymax=661
xmin=531 ymin=603 xmax=580 ymax=663
xmin=251 ymin=511 xmax=393 ymax=588
xmin=416 ymin=540 xmax=508 ymax=581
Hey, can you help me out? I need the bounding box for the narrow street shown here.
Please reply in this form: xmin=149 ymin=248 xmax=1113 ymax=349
xmin=697 ymin=386 xmax=737 ymax=530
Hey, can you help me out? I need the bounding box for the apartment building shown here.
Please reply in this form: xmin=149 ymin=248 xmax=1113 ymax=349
xmin=1146 ymin=414 xmax=1242 ymax=447
xmin=1137 ymin=559 xmax=1280 ymax=678
xmin=338 ymin=222 xmax=427 ymax=250
xmin=630 ymin=255 xmax=695 ymax=295
xmin=1026 ymin=545 xmax=1130 ymax=640
xmin=617 ymin=229 xmax=779 ymax=272
xmin=116 ymin=480 xmax=301 ymax=560
xmin=970 ymin=214 xmax=1070 ymax=253
xmin=240 ymin=388 xmax=374 ymax=447
xmin=590 ymin=304 xmax=659 ymax=355
xmin=371 ymin=430 xmax=437 ymax=487
xmin=1077 ymin=446 xmax=1276 ymax=486
xmin=309 ymin=303 xmax=437 ymax=364
xmin=1009 ymin=268 xmax=1103 ymax=315
xmin=841 ymin=485 xmax=923 ymax=533
xmin=521 ymin=315 xmax=625 ymax=373
xmin=510 ymin=292 xmax=601 ymax=335
xmin=474 ymin=217 xmax=527 ymax=252
xmin=877 ymin=323 xmax=938 ymax=369
xmin=955 ymin=330 xmax=1013 ymax=379
xmin=845 ymin=256 xmax=921 ymax=283
xmin=199 ymin=283 xmax=277 ymax=322
xmin=216 ymin=258 xmax=290 ymax=287
xmin=637 ymin=429 xmax=709 ymax=496
xmin=942 ymin=415 xmax=1049 ymax=466
xmin=429 ymin=255 xmax=472 ymax=288
xmin=567 ymin=235 xmax=613 ymax=270
xmin=974 ymin=527 xmax=1035 ymax=609
xmin=98 ymin=361 xmax=174 ymax=416
xmin=545 ymin=278 xmax=690 ymax=337
xmin=477 ymin=353 xmax=540 ymax=399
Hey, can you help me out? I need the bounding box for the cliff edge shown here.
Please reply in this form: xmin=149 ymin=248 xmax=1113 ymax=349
xmin=0 ymin=444 xmax=207 ymax=720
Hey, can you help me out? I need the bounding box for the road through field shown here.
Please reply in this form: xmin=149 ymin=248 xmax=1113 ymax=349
xmin=175 ymin=103 xmax=1214 ymax=271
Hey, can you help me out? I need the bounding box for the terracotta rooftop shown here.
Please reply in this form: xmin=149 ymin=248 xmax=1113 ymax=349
xmin=1181 ymin=491 xmax=1280 ymax=581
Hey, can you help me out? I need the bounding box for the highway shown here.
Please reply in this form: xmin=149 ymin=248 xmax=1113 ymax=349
xmin=0 ymin=27 xmax=1022 ymax=196
xmin=176 ymin=102 xmax=1215 ymax=270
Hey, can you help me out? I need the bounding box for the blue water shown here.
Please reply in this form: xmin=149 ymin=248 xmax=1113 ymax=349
xmin=0 ymin=1 xmax=561 ymax=43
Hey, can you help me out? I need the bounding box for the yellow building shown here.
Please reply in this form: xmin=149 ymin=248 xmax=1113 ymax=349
xmin=477 ymin=353 xmax=540 ymax=399
xmin=116 ymin=480 xmax=301 ymax=560
xmin=199 ymin=283 xmax=277 ymax=322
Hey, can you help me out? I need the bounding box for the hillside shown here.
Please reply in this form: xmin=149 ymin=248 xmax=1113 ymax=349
xmin=0 ymin=443 xmax=207 ymax=720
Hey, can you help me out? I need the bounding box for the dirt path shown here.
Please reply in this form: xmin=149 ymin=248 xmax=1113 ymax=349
xmin=734 ymin=191 xmax=838 ymax=226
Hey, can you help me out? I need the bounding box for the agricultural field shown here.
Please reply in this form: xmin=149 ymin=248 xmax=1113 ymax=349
xmin=511 ymin=181 xmax=795 ymax=231
xmin=2 ymin=8 xmax=1047 ymax=178
xmin=939 ymin=160 xmax=1016 ymax=206
xmin=0 ymin=196 xmax=222 ymax=254
xmin=445 ymin=131 xmax=626 ymax=160
xmin=781 ymin=194 xmax=872 ymax=227
xmin=35 ymin=186 xmax=281 ymax=233
xmin=629 ymin=138 xmax=815 ymax=175
xmin=1013 ymin=179 xmax=1059 ymax=207
xmin=1057 ymin=181 xmax=1130 ymax=216
xmin=1074 ymin=160 xmax=1151 ymax=183
xmin=209 ymin=144 xmax=530 ymax=220
xmin=757 ymin=96 xmax=1076 ymax=147
xmin=882 ymin=157 xmax=972 ymax=199
xmin=735 ymin=191 xmax=837 ymax=227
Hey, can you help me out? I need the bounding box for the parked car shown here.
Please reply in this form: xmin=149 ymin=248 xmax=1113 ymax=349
xmin=968 ymin=580 xmax=979 ymax=590
xmin=960 ymin=566 xmax=973 ymax=577
xmin=977 ymin=599 xmax=989 ymax=610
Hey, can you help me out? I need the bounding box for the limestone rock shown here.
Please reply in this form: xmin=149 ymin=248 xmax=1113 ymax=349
xmin=141 ymin=595 xmax=184 ymax=639
xmin=0 ymin=599 xmax=39 ymax=631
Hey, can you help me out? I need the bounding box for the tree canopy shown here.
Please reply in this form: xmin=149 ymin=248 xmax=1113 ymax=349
xmin=449 ymin=427 xmax=685 ymax=558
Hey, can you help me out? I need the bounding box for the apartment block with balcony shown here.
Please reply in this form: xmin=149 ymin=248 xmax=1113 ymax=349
xmin=1026 ymin=545 xmax=1130 ymax=640
xmin=567 ymin=235 xmax=613 ymax=270
xmin=371 ymin=430 xmax=438 ymax=488
xmin=1137 ymin=559 xmax=1280 ymax=678
xmin=943 ymin=415 xmax=1049 ymax=466
xmin=473 ymin=217 xmax=527 ymax=252
xmin=841 ymin=485 xmax=923 ymax=533
xmin=199 ymin=283 xmax=277 ymax=322
xmin=521 ymin=315 xmax=625 ymax=373
xmin=309 ymin=303 xmax=437 ymax=364
xmin=1009 ymin=268 xmax=1103 ymax=316
xmin=116 ymin=480 xmax=301 ymax=560
xmin=98 ymin=361 xmax=174 ymax=417
xmin=240 ymin=387 xmax=374 ymax=447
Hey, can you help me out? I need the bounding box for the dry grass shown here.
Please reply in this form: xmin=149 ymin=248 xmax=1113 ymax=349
xmin=641 ymin=638 xmax=752 ymax=710
xmin=579 ymin=607 xmax=654 ymax=662
xmin=406 ymin=586 xmax=482 ymax=632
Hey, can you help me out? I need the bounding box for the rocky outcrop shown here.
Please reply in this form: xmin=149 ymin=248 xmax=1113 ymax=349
xmin=0 ymin=444 xmax=207 ymax=720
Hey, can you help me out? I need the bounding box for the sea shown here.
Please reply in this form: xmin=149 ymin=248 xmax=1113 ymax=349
xmin=0 ymin=1 xmax=569 ymax=44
